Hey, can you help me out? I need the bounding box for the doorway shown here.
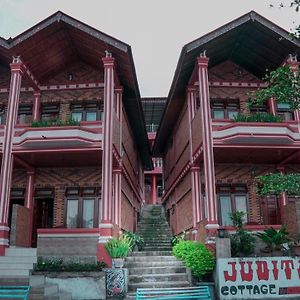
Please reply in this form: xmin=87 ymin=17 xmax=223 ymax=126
xmin=31 ymin=189 xmax=54 ymax=247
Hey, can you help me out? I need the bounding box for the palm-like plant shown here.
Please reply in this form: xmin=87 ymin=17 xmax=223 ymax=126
xmin=256 ymin=226 xmax=290 ymax=253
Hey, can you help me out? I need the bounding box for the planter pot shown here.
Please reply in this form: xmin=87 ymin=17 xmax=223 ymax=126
xmin=112 ymin=258 xmax=124 ymax=268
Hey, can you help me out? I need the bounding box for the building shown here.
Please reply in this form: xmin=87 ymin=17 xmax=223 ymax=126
xmin=0 ymin=11 xmax=152 ymax=265
xmin=142 ymin=97 xmax=166 ymax=204
xmin=154 ymin=11 xmax=300 ymax=242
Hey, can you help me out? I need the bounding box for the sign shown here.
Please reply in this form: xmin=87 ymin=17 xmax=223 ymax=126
xmin=217 ymin=257 xmax=300 ymax=299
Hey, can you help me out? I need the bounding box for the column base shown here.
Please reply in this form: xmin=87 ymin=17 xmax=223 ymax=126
xmin=97 ymin=239 xmax=112 ymax=268
xmin=205 ymin=223 xmax=219 ymax=248
xmin=0 ymin=226 xmax=10 ymax=256
xmin=191 ymin=229 xmax=198 ymax=241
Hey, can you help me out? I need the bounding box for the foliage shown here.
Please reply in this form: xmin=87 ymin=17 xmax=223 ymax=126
xmin=256 ymin=226 xmax=290 ymax=252
xmin=172 ymin=240 xmax=215 ymax=278
xmin=123 ymin=231 xmax=144 ymax=251
xmin=31 ymin=117 xmax=80 ymax=127
xmin=171 ymin=231 xmax=187 ymax=247
xmin=104 ymin=235 xmax=131 ymax=258
xmin=248 ymin=65 xmax=300 ymax=110
xmin=229 ymin=211 xmax=255 ymax=257
xmin=34 ymin=257 xmax=106 ymax=272
xmin=233 ymin=112 xmax=282 ymax=123
xmin=256 ymin=173 xmax=300 ymax=195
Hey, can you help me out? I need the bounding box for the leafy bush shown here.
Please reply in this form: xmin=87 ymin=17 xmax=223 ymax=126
xmin=123 ymin=231 xmax=144 ymax=251
xmin=256 ymin=173 xmax=300 ymax=195
xmin=233 ymin=113 xmax=282 ymax=123
xmin=171 ymin=231 xmax=187 ymax=247
xmin=31 ymin=117 xmax=80 ymax=127
xmin=104 ymin=235 xmax=131 ymax=258
xmin=230 ymin=211 xmax=255 ymax=257
xmin=34 ymin=258 xmax=106 ymax=272
xmin=256 ymin=226 xmax=290 ymax=253
xmin=172 ymin=240 xmax=215 ymax=278
xmin=248 ymin=65 xmax=300 ymax=110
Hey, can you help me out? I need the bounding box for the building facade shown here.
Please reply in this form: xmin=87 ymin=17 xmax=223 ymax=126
xmin=154 ymin=11 xmax=300 ymax=243
xmin=0 ymin=12 xmax=152 ymax=265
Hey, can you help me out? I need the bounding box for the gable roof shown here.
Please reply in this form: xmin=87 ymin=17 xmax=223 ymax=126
xmin=154 ymin=11 xmax=300 ymax=155
xmin=0 ymin=11 xmax=152 ymax=169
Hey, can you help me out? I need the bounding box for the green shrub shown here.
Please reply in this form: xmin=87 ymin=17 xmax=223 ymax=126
xmin=171 ymin=231 xmax=187 ymax=247
xmin=172 ymin=240 xmax=215 ymax=279
xmin=233 ymin=113 xmax=282 ymax=123
xmin=34 ymin=258 xmax=106 ymax=272
xmin=123 ymin=231 xmax=144 ymax=251
xmin=104 ymin=235 xmax=131 ymax=258
xmin=256 ymin=226 xmax=290 ymax=252
xmin=31 ymin=118 xmax=80 ymax=127
xmin=229 ymin=211 xmax=255 ymax=257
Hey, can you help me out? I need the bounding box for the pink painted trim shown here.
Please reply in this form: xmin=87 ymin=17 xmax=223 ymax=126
xmin=12 ymin=146 xmax=101 ymax=153
xmin=221 ymin=224 xmax=282 ymax=231
xmin=38 ymin=228 xmax=99 ymax=234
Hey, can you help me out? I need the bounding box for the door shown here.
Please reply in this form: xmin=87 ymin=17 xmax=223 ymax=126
xmin=261 ymin=196 xmax=281 ymax=225
xmin=31 ymin=198 xmax=54 ymax=247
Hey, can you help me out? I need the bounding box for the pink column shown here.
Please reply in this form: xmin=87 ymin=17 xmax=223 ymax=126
xmin=115 ymin=87 xmax=123 ymax=153
xmin=32 ymin=91 xmax=41 ymax=121
xmin=25 ymin=171 xmax=35 ymax=246
xmin=151 ymin=175 xmax=157 ymax=204
xmin=0 ymin=57 xmax=24 ymax=255
xmin=187 ymin=86 xmax=196 ymax=159
xmin=113 ymin=168 xmax=122 ymax=229
xmin=98 ymin=52 xmax=115 ymax=266
xmin=197 ymin=53 xmax=218 ymax=230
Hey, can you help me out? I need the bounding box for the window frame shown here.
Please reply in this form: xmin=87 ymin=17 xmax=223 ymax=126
xmin=277 ymin=102 xmax=294 ymax=121
xmin=18 ymin=104 xmax=32 ymax=124
xmin=70 ymin=101 xmax=103 ymax=122
xmin=64 ymin=187 xmax=100 ymax=228
xmin=210 ymin=99 xmax=240 ymax=120
xmin=40 ymin=103 xmax=60 ymax=121
xmin=217 ymin=185 xmax=248 ymax=226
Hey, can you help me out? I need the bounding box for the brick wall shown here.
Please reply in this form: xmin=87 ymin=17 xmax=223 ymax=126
xmin=12 ymin=167 xmax=101 ymax=227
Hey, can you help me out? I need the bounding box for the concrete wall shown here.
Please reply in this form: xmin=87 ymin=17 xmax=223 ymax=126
xmin=37 ymin=235 xmax=98 ymax=263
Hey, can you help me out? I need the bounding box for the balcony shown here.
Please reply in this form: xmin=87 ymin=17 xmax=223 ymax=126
xmin=212 ymin=120 xmax=300 ymax=146
xmin=13 ymin=122 xmax=103 ymax=151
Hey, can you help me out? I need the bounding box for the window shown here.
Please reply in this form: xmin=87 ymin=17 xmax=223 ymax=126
xmin=18 ymin=105 xmax=32 ymax=124
xmin=65 ymin=187 xmax=99 ymax=228
xmin=261 ymin=196 xmax=281 ymax=225
xmin=70 ymin=101 xmax=103 ymax=122
xmin=277 ymin=103 xmax=294 ymax=121
xmin=218 ymin=185 xmax=248 ymax=226
xmin=211 ymin=99 xmax=240 ymax=120
xmin=250 ymin=103 xmax=268 ymax=115
xmin=41 ymin=103 xmax=60 ymax=121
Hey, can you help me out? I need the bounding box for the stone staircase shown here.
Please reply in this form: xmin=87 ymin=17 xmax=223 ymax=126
xmin=125 ymin=204 xmax=190 ymax=299
xmin=0 ymin=247 xmax=71 ymax=300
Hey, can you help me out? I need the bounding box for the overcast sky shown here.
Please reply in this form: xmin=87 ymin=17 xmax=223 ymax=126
xmin=0 ymin=0 xmax=298 ymax=96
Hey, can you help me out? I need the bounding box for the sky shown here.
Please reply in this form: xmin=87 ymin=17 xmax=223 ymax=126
xmin=0 ymin=0 xmax=298 ymax=97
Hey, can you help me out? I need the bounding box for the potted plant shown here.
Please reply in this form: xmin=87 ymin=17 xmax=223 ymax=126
xmin=256 ymin=226 xmax=290 ymax=256
xmin=104 ymin=235 xmax=131 ymax=268
xmin=123 ymin=231 xmax=144 ymax=251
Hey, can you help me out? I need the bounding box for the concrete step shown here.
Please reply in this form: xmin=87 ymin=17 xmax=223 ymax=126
xmin=124 ymin=260 xmax=184 ymax=268
xmin=5 ymin=247 xmax=37 ymax=257
xmin=0 ymin=255 xmax=37 ymax=263
xmin=0 ymin=277 xmax=30 ymax=284
xmin=128 ymin=281 xmax=190 ymax=292
xmin=125 ymin=255 xmax=178 ymax=263
xmin=143 ymin=246 xmax=171 ymax=251
xmin=128 ymin=266 xmax=187 ymax=275
xmin=0 ymin=262 xmax=34 ymax=270
xmin=129 ymin=251 xmax=171 ymax=256
xmin=129 ymin=273 xmax=188 ymax=283
xmin=0 ymin=269 xmax=30 ymax=276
